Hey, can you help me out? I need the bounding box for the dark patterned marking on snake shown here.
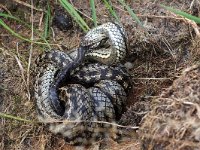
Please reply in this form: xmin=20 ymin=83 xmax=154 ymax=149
xmin=35 ymin=22 xmax=131 ymax=145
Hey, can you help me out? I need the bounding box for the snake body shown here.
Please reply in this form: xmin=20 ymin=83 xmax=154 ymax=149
xmin=34 ymin=22 xmax=131 ymax=145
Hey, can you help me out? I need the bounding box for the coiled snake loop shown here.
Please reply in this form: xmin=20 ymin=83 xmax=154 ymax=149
xmin=34 ymin=22 xmax=131 ymax=145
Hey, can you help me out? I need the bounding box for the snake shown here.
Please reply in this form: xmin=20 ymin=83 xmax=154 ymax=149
xmin=34 ymin=22 xmax=131 ymax=145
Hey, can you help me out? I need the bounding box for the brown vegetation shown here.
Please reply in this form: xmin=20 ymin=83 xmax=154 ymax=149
xmin=0 ymin=0 xmax=200 ymax=149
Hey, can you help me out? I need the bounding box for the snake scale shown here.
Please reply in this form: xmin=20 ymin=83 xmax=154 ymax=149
xmin=34 ymin=22 xmax=131 ymax=145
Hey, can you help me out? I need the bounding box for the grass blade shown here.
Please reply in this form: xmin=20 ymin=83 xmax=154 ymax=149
xmin=0 ymin=13 xmax=51 ymax=48
xmin=0 ymin=13 xmax=27 ymax=24
xmin=0 ymin=112 xmax=33 ymax=123
xmin=0 ymin=18 xmax=50 ymax=46
xmin=117 ymin=0 xmax=143 ymax=27
xmin=102 ymin=0 xmax=119 ymax=21
xmin=44 ymin=0 xmax=51 ymax=39
xmin=161 ymin=4 xmax=200 ymax=24
xmin=0 ymin=18 xmax=32 ymax=42
xmin=90 ymin=0 xmax=97 ymax=26
xmin=59 ymin=0 xmax=90 ymax=32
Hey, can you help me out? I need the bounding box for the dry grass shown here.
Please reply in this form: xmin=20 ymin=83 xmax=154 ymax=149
xmin=140 ymin=64 xmax=200 ymax=149
xmin=0 ymin=0 xmax=200 ymax=149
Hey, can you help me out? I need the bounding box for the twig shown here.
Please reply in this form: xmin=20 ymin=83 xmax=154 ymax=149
xmin=50 ymin=27 xmax=56 ymax=42
xmin=0 ymin=4 xmax=12 ymax=15
xmin=132 ymin=77 xmax=171 ymax=80
xmin=26 ymin=0 xmax=34 ymax=101
xmin=189 ymin=0 xmax=196 ymax=9
xmin=12 ymin=0 xmax=43 ymax=12
xmin=14 ymin=54 xmax=28 ymax=93
xmin=39 ymin=12 xmax=44 ymax=30
xmin=43 ymin=119 xmax=139 ymax=130
xmin=69 ymin=0 xmax=94 ymax=21
xmin=185 ymin=18 xmax=200 ymax=38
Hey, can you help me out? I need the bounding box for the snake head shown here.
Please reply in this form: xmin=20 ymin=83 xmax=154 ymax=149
xmin=81 ymin=29 xmax=109 ymax=50
xmin=79 ymin=22 xmax=127 ymax=65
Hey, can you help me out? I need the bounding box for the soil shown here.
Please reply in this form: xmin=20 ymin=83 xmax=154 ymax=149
xmin=0 ymin=0 xmax=200 ymax=150
xmin=140 ymin=64 xmax=200 ymax=150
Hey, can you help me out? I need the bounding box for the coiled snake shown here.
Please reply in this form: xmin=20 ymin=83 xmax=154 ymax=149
xmin=34 ymin=22 xmax=131 ymax=145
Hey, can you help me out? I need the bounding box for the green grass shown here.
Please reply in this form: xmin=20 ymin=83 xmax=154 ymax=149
xmin=117 ymin=0 xmax=143 ymax=27
xmin=58 ymin=0 xmax=143 ymax=29
xmin=90 ymin=0 xmax=97 ymax=26
xmin=0 ymin=112 xmax=33 ymax=123
xmin=102 ymin=0 xmax=119 ymax=21
xmin=0 ymin=13 xmax=51 ymax=48
xmin=0 ymin=1 xmax=144 ymax=48
xmin=43 ymin=0 xmax=51 ymax=39
xmin=161 ymin=4 xmax=200 ymax=24
xmin=59 ymin=0 xmax=90 ymax=32
xmin=0 ymin=18 xmax=33 ymax=42
xmin=0 ymin=13 xmax=28 ymax=25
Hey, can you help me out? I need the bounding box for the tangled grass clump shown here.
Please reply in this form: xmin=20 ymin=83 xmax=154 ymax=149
xmin=139 ymin=64 xmax=200 ymax=149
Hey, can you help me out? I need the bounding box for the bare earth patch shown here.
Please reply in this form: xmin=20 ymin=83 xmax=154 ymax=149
xmin=140 ymin=64 xmax=200 ymax=149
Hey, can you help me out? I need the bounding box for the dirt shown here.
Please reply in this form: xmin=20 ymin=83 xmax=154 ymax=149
xmin=0 ymin=0 xmax=200 ymax=150
xmin=140 ymin=64 xmax=200 ymax=150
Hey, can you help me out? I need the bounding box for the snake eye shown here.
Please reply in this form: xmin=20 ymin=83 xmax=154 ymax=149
xmin=98 ymin=37 xmax=109 ymax=47
xmin=81 ymin=30 xmax=107 ymax=47
xmin=88 ymin=37 xmax=110 ymax=50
